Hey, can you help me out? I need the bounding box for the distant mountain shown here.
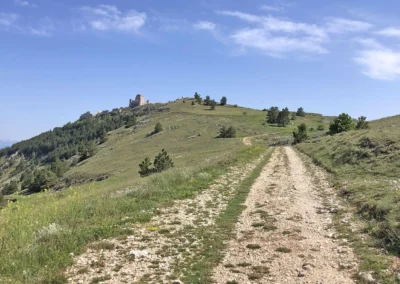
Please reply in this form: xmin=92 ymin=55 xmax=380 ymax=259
xmin=0 ymin=140 xmax=16 ymax=149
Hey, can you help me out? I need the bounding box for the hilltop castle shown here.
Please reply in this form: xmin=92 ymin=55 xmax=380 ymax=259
xmin=129 ymin=94 xmax=148 ymax=107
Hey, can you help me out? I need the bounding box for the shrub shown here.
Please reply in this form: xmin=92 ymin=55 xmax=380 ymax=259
xmin=233 ymin=104 xmax=238 ymax=108
xmin=296 ymin=107 xmax=306 ymax=117
xmin=317 ymin=125 xmax=325 ymax=131
xmin=138 ymin=157 xmax=153 ymax=177
xmin=125 ymin=115 xmax=137 ymax=128
xmin=293 ymin=123 xmax=308 ymax=144
xmin=191 ymin=101 xmax=195 ymax=106
xmin=220 ymin=96 xmax=227 ymax=106
xmin=139 ymin=149 xmax=174 ymax=177
xmin=153 ymin=149 xmax=174 ymax=173
xmin=218 ymin=126 xmax=237 ymax=138
xmin=210 ymin=100 xmax=217 ymax=110
xmin=51 ymin=158 xmax=69 ymax=178
xmin=329 ymin=113 xmax=355 ymax=135
xmin=356 ymin=116 xmax=369 ymax=130
xmin=29 ymin=169 xmax=57 ymax=193
xmin=291 ymin=115 xmax=296 ymax=120
xmin=78 ymin=141 xmax=97 ymax=161
xmin=204 ymin=96 xmax=211 ymax=106
xmin=194 ymin=92 xmax=202 ymax=104
xmin=243 ymin=111 xmax=247 ymax=116
xmin=154 ymin=122 xmax=163 ymax=133
xmin=2 ymin=181 xmax=18 ymax=195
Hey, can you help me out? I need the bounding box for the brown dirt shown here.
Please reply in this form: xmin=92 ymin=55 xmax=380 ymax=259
xmin=243 ymin=137 xmax=252 ymax=146
xmin=212 ymin=147 xmax=358 ymax=283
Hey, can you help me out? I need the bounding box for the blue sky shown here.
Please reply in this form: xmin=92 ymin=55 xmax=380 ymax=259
xmin=1 ymin=0 xmax=400 ymax=141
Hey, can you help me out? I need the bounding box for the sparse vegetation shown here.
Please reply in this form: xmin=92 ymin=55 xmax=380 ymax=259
xmin=218 ymin=126 xmax=237 ymax=138
xmin=292 ymin=123 xmax=308 ymax=144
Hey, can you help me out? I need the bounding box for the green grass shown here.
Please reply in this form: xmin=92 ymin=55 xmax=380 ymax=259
xmin=297 ymin=114 xmax=400 ymax=283
xmin=0 ymin=145 xmax=266 ymax=284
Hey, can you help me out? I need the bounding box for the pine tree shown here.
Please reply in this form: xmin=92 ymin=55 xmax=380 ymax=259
xmin=266 ymin=107 xmax=279 ymax=124
xmin=277 ymin=107 xmax=290 ymax=127
xmin=220 ymin=96 xmax=227 ymax=106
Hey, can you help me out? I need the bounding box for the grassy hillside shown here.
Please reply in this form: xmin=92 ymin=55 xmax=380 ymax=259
xmin=297 ymin=115 xmax=400 ymax=281
xmin=0 ymin=98 xmax=330 ymax=283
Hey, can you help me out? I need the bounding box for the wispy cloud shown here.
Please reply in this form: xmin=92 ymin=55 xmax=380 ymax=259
xmin=14 ymin=0 xmax=37 ymax=8
xmin=354 ymin=38 xmax=400 ymax=80
xmin=215 ymin=11 xmax=328 ymax=56
xmin=260 ymin=5 xmax=283 ymax=12
xmin=376 ymin=27 xmax=400 ymax=38
xmin=0 ymin=12 xmax=53 ymax=36
xmin=193 ymin=21 xmax=216 ymax=31
xmin=79 ymin=5 xmax=147 ymax=33
xmin=325 ymin=17 xmax=373 ymax=33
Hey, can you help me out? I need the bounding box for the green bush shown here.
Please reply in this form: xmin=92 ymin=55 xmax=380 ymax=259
xmin=2 ymin=181 xmax=19 ymax=195
xmin=277 ymin=107 xmax=290 ymax=127
xmin=154 ymin=122 xmax=163 ymax=133
xmin=329 ymin=113 xmax=355 ymax=135
xmin=191 ymin=101 xmax=195 ymax=106
xmin=78 ymin=141 xmax=97 ymax=161
xmin=125 ymin=115 xmax=137 ymax=128
xmin=138 ymin=157 xmax=153 ymax=177
xmin=29 ymin=169 xmax=57 ymax=193
xmin=296 ymin=107 xmax=306 ymax=117
xmin=210 ymin=100 xmax=217 ymax=110
xmin=153 ymin=149 xmax=174 ymax=173
xmin=317 ymin=125 xmax=325 ymax=131
xmin=139 ymin=149 xmax=174 ymax=177
xmin=356 ymin=116 xmax=369 ymax=130
xmin=218 ymin=126 xmax=237 ymax=138
xmin=293 ymin=123 xmax=308 ymax=144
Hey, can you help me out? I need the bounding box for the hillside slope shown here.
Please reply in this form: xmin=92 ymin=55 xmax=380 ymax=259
xmin=0 ymin=98 xmax=331 ymax=283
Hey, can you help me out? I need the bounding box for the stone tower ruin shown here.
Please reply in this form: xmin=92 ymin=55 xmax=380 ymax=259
xmin=129 ymin=94 xmax=146 ymax=107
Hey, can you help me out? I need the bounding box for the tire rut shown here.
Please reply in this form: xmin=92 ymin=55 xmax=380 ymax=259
xmin=212 ymin=147 xmax=358 ymax=283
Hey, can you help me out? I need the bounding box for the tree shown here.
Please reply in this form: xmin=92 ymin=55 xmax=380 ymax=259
xmin=29 ymin=169 xmax=57 ymax=192
xmin=218 ymin=126 xmax=237 ymax=138
xmin=2 ymin=181 xmax=18 ymax=195
xmin=78 ymin=141 xmax=97 ymax=161
xmin=210 ymin=100 xmax=217 ymax=110
xmin=154 ymin=122 xmax=163 ymax=133
xmin=153 ymin=149 xmax=174 ymax=173
xmin=277 ymin=107 xmax=290 ymax=127
xmin=204 ymin=96 xmax=211 ymax=106
xmin=125 ymin=115 xmax=137 ymax=128
xmin=266 ymin=107 xmax=280 ymax=124
xmin=97 ymin=127 xmax=108 ymax=143
xmin=51 ymin=158 xmax=69 ymax=178
xmin=191 ymin=101 xmax=195 ymax=105
xmin=296 ymin=107 xmax=306 ymax=117
xmin=356 ymin=116 xmax=369 ymax=130
xmin=194 ymin=92 xmax=202 ymax=104
xmin=329 ymin=113 xmax=355 ymax=135
xmin=293 ymin=123 xmax=309 ymax=144
xmin=138 ymin=157 xmax=153 ymax=177
xmin=220 ymin=96 xmax=227 ymax=106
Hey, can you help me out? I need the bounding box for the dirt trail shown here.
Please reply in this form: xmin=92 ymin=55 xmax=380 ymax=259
xmin=65 ymin=154 xmax=265 ymax=283
xmin=212 ymin=147 xmax=358 ymax=283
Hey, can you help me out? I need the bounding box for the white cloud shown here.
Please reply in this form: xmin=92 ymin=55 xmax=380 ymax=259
xmin=216 ymin=10 xmax=328 ymax=56
xmin=376 ymin=27 xmax=400 ymax=38
xmin=231 ymin=28 xmax=328 ymax=55
xmin=260 ymin=5 xmax=283 ymax=12
xmin=0 ymin=13 xmax=19 ymax=28
xmin=193 ymin=21 xmax=216 ymax=31
xmin=80 ymin=5 xmax=146 ymax=33
xmin=325 ymin=17 xmax=373 ymax=33
xmin=354 ymin=38 xmax=400 ymax=80
xmin=14 ymin=0 xmax=36 ymax=8
xmin=0 ymin=13 xmax=53 ymax=36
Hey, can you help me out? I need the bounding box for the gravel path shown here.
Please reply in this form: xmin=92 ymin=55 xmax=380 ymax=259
xmin=212 ymin=147 xmax=358 ymax=283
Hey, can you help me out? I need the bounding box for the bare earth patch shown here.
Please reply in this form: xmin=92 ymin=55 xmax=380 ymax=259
xmin=212 ymin=147 xmax=358 ymax=283
xmin=65 ymin=155 xmax=265 ymax=283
